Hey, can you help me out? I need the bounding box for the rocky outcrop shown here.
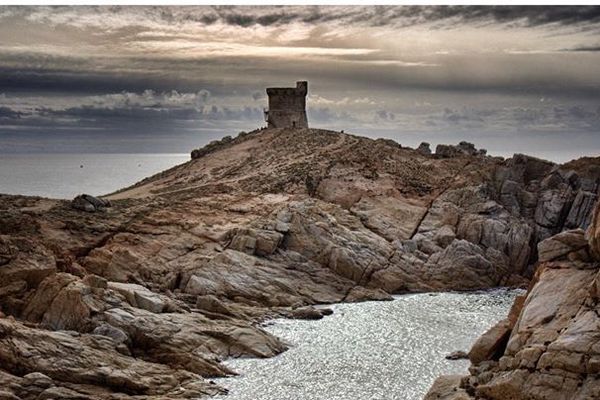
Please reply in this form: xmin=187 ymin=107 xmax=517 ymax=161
xmin=0 ymin=317 xmax=225 ymax=398
xmin=435 ymin=141 xmax=487 ymax=158
xmin=426 ymin=201 xmax=600 ymax=400
xmin=417 ymin=142 xmax=432 ymax=155
xmin=494 ymin=154 xmax=599 ymax=250
xmin=190 ymin=135 xmax=234 ymax=159
xmin=71 ymin=194 xmax=111 ymax=212
xmin=0 ymin=128 xmax=598 ymax=398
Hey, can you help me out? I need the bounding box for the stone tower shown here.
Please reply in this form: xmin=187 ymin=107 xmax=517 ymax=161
xmin=265 ymin=81 xmax=308 ymax=129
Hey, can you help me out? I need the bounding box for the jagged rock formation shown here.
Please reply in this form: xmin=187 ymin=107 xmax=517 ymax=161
xmin=425 ymin=201 xmax=600 ymax=400
xmin=0 ymin=128 xmax=598 ymax=398
xmin=435 ymin=141 xmax=487 ymax=158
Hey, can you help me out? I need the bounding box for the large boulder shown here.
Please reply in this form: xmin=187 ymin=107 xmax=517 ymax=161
xmin=0 ymin=236 xmax=56 ymax=287
xmin=469 ymin=319 xmax=512 ymax=364
xmin=108 ymin=282 xmax=173 ymax=314
xmin=416 ymin=142 xmax=432 ymax=155
xmin=424 ymin=375 xmax=470 ymax=400
xmin=227 ymin=228 xmax=283 ymax=256
xmin=22 ymin=273 xmax=103 ymax=331
xmin=537 ymin=229 xmax=589 ymax=262
xmin=71 ymin=194 xmax=111 ymax=212
xmin=0 ymin=236 xmax=56 ymax=316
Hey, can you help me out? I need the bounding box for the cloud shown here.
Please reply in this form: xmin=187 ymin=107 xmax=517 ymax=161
xmin=0 ymin=106 xmax=23 ymax=119
xmin=412 ymin=6 xmax=600 ymax=27
xmin=564 ymin=45 xmax=600 ymax=52
xmin=425 ymin=105 xmax=600 ymax=133
xmin=309 ymin=94 xmax=376 ymax=106
xmin=307 ymin=107 xmax=355 ymax=124
xmin=0 ymin=91 xmax=263 ymax=128
xmin=128 ymin=39 xmax=378 ymax=59
xmin=342 ymin=59 xmax=439 ymax=67
xmin=0 ymin=6 xmax=599 ymax=158
xmin=6 ymin=6 xmax=600 ymax=36
xmin=375 ymin=110 xmax=395 ymax=121
xmin=159 ymin=6 xmax=600 ymax=29
xmin=252 ymin=91 xmax=265 ymax=101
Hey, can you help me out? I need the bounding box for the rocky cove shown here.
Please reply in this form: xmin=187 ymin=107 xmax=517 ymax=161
xmin=0 ymin=127 xmax=599 ymax=399
xmin=216 ymin=290 xmax=521 ymax=400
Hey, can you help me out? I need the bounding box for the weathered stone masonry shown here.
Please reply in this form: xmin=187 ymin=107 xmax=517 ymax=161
xmin=265 ymin=81 xmax=308 ymax=129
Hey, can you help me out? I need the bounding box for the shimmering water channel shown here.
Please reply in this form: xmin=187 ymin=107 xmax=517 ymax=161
xmin=217 ymin=289 xmax=519 ymax=400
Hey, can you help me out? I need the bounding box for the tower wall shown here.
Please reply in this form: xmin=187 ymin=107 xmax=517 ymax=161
xmin=266 ymin=81 xmax=308 ymax=129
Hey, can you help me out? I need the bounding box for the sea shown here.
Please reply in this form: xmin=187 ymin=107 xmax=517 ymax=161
xmin=217 ymin=289 xmax=520 ymax=400
xmin=0 ymin=153 xmax=189 ymax=199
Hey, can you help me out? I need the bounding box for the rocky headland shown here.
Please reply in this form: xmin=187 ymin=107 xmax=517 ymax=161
xmin=1 ymin=127 xmax=599 ymax=399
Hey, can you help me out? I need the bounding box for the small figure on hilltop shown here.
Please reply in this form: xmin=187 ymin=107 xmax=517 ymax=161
xmin=264 ymin=81 xmax=308 ymax=129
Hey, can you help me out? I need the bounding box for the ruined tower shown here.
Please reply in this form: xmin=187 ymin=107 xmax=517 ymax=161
xmin=264 ymin=81 xmax=308 ymax=129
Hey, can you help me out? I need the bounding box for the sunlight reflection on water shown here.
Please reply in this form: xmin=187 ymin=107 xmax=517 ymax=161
xmin=217 ymin=289 xmax=520 ymax=400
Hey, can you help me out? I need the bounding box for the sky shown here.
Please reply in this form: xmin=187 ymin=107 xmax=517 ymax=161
xmin=0 ymin=5 xmax=599 ymax=162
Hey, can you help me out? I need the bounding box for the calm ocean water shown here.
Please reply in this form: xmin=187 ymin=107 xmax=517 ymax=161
xmin=218 ymin=289 xmax=520 ymax=400
xmin=0 ymin=153 xmax=189 ymax=199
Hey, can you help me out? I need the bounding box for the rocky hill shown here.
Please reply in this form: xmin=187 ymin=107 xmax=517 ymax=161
xmin=0 ymin=127 xmax=599 ymax=399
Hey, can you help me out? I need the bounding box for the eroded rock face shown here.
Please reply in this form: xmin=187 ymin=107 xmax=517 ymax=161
xmin=0 ymin=318 xmax=225 ymax=398
xmin=427 ymin=200 xmax=600 ymax=400
xmin=0 ymin=129 xmax=598 ymax=398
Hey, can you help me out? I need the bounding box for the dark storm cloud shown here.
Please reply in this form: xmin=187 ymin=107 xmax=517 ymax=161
xmin=175 ymin=5 xmax=353 ymax=28
xmin=40 ymin=105 xmax=200 ymax=121
xmin=163 ymin=6 xmax=600 ymax=29
xmin=0 ymin=90 xmax=264 ymax=136
xmin=40 ymin=105 xmax=263 ymax=124
xmin=40 ymin=102 xmax=260 ymax=124
xmin=3 ymin=53 xmax=600 ymax=100
xmin=415 ymin=6 xmax=600 ymax=27
xmin=0 ymin=67 xmax=217 ymax=94
xmin=13 ymin=5 xmax=599 ymax=31
xmin=565 ymin=45 xmax=600 ymax=52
